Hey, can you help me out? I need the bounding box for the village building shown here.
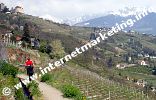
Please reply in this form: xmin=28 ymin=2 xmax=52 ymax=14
xmin=150 ymin=56 xmax=156 ymax=59
xmin=144 ymin=54 xmax=150 ymax=58
xmin=0 ymin=32 xmax=12 ymax=43
xmin=12 ymin=6 xmax=24 ymax=14
xmin=30 ymin=37 xmax=40 ymax=49
xmin=138 ymin=53 xmax=143 ymax=57
xmin=116 ymin=63 xmax=136 ymax=69
xmin=136 ymin=79 xmax=147 ymax=87
xmin=128 ymin=56 xmax=132 ymax=62
xmin=30 ymin=37 xmax=35 ymax=47
xmin=151 ymin=87 xmax=156 ymax=92
xmin=116 ymin=63 xmax=126 ymax=69
xmin=138 ymin=60 xmax=148 ymax=66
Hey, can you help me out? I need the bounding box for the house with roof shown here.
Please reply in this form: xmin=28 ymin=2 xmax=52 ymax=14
xmin=150 ymin=56 xmax=156 ymax=59
xmin=11 ymin=6 xmax=24 ymax=14
xmin=0 ymin=31 xmax=12 ymax=43
xmin=151 ymin=87 xmax=156 ymax=92
xmin=136 ymin=79 xmax=147 ymax=87
xmin=116 ymin=63 xmax=126 ymax=69
xmin=138 ymin=60 xmax=148 ymax=66
xmin=138 ymin=53 xmax=143 ymax=57
xmin=144 ymin=54 xmax=150 ymax=58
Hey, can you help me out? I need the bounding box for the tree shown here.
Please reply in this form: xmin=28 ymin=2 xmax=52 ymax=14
xmin=22 ymin=23 xmax=31 ymax=43
xmin=2 ymin=7 xmax=9 ymax=13
xmin=90 ymin=33 xmax=96 ymax=40
xmin=107 ymin=57 xmax=113 ymax=68
xmin=51 ymin=40 xmax=65 ymax=59
xmin=45 ymin=41 xmax=52 ymax=54
xmin=143 ymin=83 xmax=153 ymax=94
xmin=125 ymin=55 xmax=129 ymax=63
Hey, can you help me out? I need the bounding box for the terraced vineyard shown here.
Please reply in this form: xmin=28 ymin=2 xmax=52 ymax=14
xmin=49 ymin=66 xmax=154 ymax=100
xmin=4 ymin=44 xmax=155 ymax=100
xmin=68 ymin=67 xmax=153 ymax=100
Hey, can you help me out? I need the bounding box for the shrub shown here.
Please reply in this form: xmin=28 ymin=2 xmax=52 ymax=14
xmin=61 ymin=84 xmax=83 ymax=100
xmin=14 ymin=89 xmax=28 ymax=100
xmin=27 ymin=81 xmax=41 ymax=97
xmin=51 ymin=40 xmax=65 ymax=59
xmin=74 ymin=93 xmax=86 ymax=100
xmin=49 ymin=54 xmax=55 ymax=59
xmin=39 ymin=44 xmax=46 ymax=53
xmin=0 ymin=61 xmax=18 ymax=77
xmin=45 ymin=45 xmax=52 ymax=54
xmin=41 ymin=73 xmax=52 ymax=82
xmin=39 ymin=41 xmax=46 ymax=53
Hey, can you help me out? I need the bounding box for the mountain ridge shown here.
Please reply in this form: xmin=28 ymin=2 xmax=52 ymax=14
xmin=75 ymin=12 xmax=156 ymax=34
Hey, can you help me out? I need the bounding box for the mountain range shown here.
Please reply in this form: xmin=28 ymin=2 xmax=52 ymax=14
xmin=75 ymin=7 xmax=156 ymax=34
xmin=39 ymin=7 xmax=156 ymax=34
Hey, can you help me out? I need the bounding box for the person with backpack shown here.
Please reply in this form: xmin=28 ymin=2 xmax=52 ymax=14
xmin=25 ymin=58 xmax=34 ymax=81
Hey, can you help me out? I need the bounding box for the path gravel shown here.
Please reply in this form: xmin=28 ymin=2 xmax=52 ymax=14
xmin=17 ymin=74 xmax=70 ymax=100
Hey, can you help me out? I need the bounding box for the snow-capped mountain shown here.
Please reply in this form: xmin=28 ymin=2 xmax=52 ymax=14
xmin=40 ymin=7 xmax=153 ymax=25
xmin=40 ymin=14 xmax=102 ymax=25
xmin=39 ymin=6 xmax=156 ymax=35
xmin=63 ymin=14 xmax=103 ymax=26
xmin=64 ymin=7 xmax=155 ymax=25
xmin=40 ymin=14 xmax=63 ymax=23
xmin=111 ymin=7 xmax=154 ymax=17
xmin=75 ymin=7 xmax=156 ymax=34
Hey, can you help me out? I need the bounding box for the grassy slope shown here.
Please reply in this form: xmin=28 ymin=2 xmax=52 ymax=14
xmin=1 ymin=13 xmax=156 ymax=99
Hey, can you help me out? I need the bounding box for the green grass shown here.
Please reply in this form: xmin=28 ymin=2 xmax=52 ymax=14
xmin=115 ymin=66 xmax=156 ymax=87
xmin=40 ymin=67 xmax=154 ymax=100
xmin=119 ymin=66 xmax=153 ymax=75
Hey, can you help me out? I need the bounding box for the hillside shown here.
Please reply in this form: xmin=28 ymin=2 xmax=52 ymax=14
xmin=0 ymin=12 xmax=156 ymax=100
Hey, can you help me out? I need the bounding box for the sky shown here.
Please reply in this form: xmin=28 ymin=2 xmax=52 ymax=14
xmin=1 ymin=0 xmax=156 ymax=21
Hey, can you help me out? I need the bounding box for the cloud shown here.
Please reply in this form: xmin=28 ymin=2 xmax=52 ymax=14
xmin=1 ymin=0 xmax=156 ymax=20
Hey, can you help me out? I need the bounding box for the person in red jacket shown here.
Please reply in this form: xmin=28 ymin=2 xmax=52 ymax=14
xmin=25 ymin=58 xmax=34 ymax=81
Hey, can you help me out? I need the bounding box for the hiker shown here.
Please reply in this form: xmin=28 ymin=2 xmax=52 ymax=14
xmin=25 ymin=58 xmax=34 ymax=81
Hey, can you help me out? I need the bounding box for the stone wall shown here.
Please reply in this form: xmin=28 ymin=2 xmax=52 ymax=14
xmin=0 ymin=42 xmax=7 ymax=60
